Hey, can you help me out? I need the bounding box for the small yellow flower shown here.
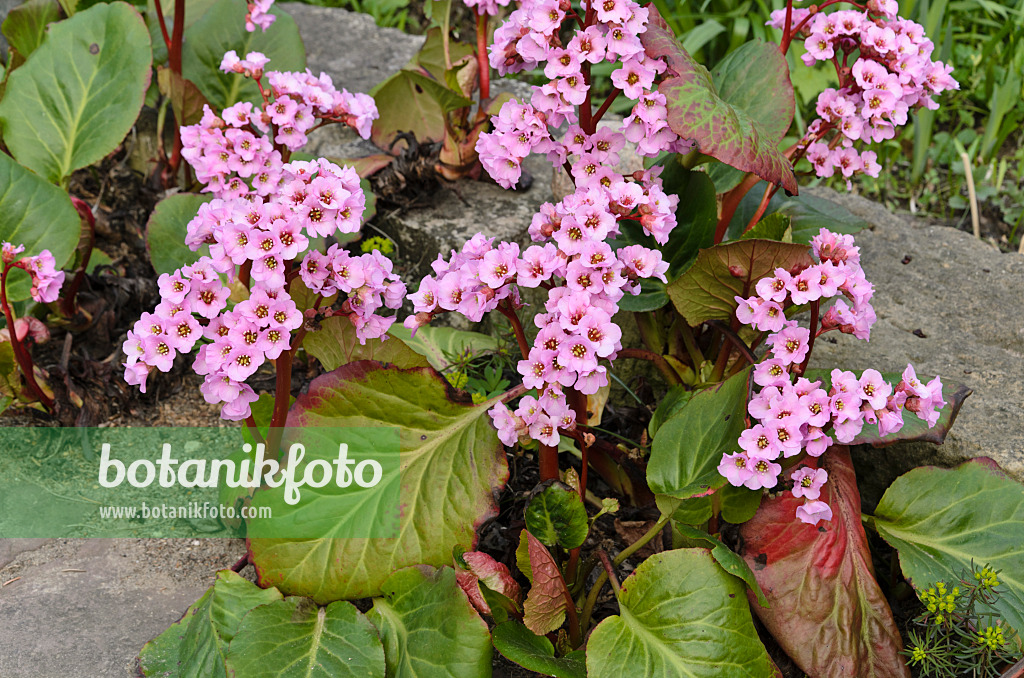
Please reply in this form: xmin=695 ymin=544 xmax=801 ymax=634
xmin=977 ymin=626 xmax=1004 ymax=651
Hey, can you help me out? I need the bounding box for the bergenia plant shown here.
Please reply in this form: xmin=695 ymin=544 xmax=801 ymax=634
xmin=127 ymin=1 xmax=1024 ymax=677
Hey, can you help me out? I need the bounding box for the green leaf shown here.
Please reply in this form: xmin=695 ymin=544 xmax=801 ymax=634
xmin=146 ymin=0 xmax=218 ymax=65
xmin=672 ymin=524 xmax=768 ymax=607
xmin=369 ymin=69 xmax=446 ymax=150
xmin=803 ymin=369 xmax=970 ymax=448
xmin=616 ymin=279 xmax=669 ymax=312
xmin=145 ymin=192 xmax=212 ymax=275
xmin=404 ymin=68 xmax=473 ymax=113
xmin=524 ymin=482 xmax=588 ymax=550
xmin=303 ymin=315 xmax=429 ymax=371
xmin=138 ymin=570 xmax=283 ymax=677
xmin=648 ymin=385 xmax=692 ymax=438
xmin=491 ymin=621 xmax=586 ymax=678
xmin=647 ymin=367 xmax=751 ymax=500
xmin=412 ymin=26 xmax=474 ymax=83
xmin=157 ymin=67 xmax=209 ymax=128
xmin=666 ymin=238 xmax=813 ymax=327
xmin=519 ymin=530 xmax=570 ymax=637
xmin=738 ymin=448 xmax=910 ymax=678
xmin=225 ymin=597 xmax=385 ymax=678
xmin=0 ymin=152 xmax=81 ymax=301
xmin=641 ymin=7 xmax=797 ymax=194
xmin=387 ymin=324 xmax=498 ymax=371
xmin=662 ymin=483 xmax=761 ymax=529
xmin=181 ymin=0 xmax=305 ymax=110
xmin=586 ymin=548 xmax=776 ymax=677
xmin=709 ymin=40 xmax=795 ymax=145
xmin=875 ymin=458 xmax=1024 ymax=641
xmin=740 ymin=212 xmax=791 ymax=242
xmin=0 ymin=2 xmax=152 ymax=185
xmin=1 ymin=0 xmax=61 ymax=59
xmin=0 ymin=342 xmax=19 ymax=421
xmin=368 ymin=566 xmax=493 ymax=678
xmin=248 ymin=361 xmax=507 ymax=601
xmin=775 ymin=193 xmax=869 ymax=244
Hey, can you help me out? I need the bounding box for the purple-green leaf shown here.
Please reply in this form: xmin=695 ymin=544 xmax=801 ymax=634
xmin=518 ymin=531 xmax=571 ymax=636
xmin=641 ymin=7 xmax=798 ymax=194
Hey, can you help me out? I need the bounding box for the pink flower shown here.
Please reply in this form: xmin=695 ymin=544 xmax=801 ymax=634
xmin=718 ymin=452 xmax=754 ymax=487
xmin=796 ymin=500 xmax=833 ymax=525
xmin=791 ymin=467 xmax=828 ymax=500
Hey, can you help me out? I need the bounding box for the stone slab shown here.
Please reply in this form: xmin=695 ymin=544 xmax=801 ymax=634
xmin=804 ymin=187 xmax=1024 ymax=502
xmin=0 ymin=537 xmax=245 ymax=677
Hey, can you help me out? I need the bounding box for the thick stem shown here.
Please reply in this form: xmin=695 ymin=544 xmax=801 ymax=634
xmin=539 ymin=444 xmax=559 ymax=482
xmin=230 ymin=553 xmax=249 ymax=572
xmin=678 ymin=322 xmax=705 ymax=369
xmin=266 ymin=348 xmax=292 ymax=459
xmin=163 ymin=0 xmax=186 ymax=183
xmin=475 ymin=12 xmax=489 ymax=102
xmin=568 ymin=389 xmax=589 ymax=500
xmin=779 ymin=0 xmax=795 ymax=54
xmin=597 ymin=550 xmax=620 ymax=595
xmin=593 ymin=89 xmax=621 ymax=126
xmin=497 ymin=302 xmax=530 ymax=358
xmin=617 ymin=347 xmax=681 ymax=385
xmin=152 ymin=0 xmax=172 ymax=51
xmin=244 ymin=414 xmax=265 ymax=446
xmin=60 ymin=196 xmax=96 ymax=318
xmin=742 ymin=182 xmax=776 ymax=235
xmin=1 ymin=265 xmax=53 ymax=409
xmin=705 ymin=320 xmax=757 ymax=366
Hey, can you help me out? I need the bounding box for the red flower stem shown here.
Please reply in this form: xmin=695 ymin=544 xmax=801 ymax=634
xmin=539 ymin=444 xmax=559 ymax=481
xmin=60 ymin=196 xmax=96 ymax=318
xmin=163 ymin=0 xmax=186 ymax=182
xmin=597 ymin=549 xmax=621 ymax=595
xmin=742 ymin=181 xmax=778 ymax=235
xmin=569 ymin=389 xmax=589 ymax=499
xmin=476 ymin=12 xmax=490 ymax=101
xmin=593 ymin=88 xmax=621 ymax=127
xmin=715 ymin=172 xmax=762 ymax=243
xmin=497 ymin=302 xmax=530 ymax=359
xmin=152 ymin=0 xmax=172 ymax=51
xmin=1 ymin=265 xmax=53 ymax=409
xmin=779 ymin=0 xmax=794 ymax=54
xmin=266 ymin=263 xmax=294 ymax=458
xmin=244 ymin=414 xmax=265 ymax=446
xmin=796 ymin=300 xmax=819 ymax=376
xmin=617 ymin=347 xmax=681 ymax=385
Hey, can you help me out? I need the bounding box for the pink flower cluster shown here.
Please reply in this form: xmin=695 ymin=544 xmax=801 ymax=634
xmin=769 ymin=1 xmax=958 ymax=184
xmin=719 ymin=229 xmax=946 ymax=525
xmin=477 ymin=0 xmax=691 ymax=189
xmin=183 ymin=51 xmax=376 ymax=200
xmin=245 ymin=0 xmax=276 ymax=32
xmin=123 ymin=55 xmax=391 ymax=421
xmin=462 ymin=0 xmax=511 ymax=16
xmin=1 ymin=243 xmax=65 ymax=304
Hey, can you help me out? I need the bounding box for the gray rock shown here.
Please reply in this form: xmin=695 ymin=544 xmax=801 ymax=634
xmin=803 ymin=187 xmax=1024 ymax=504
xmin=0 ymin=0 xmax=22 ymax=56
xmin=0 ymin=537 xmax=246 ymax=677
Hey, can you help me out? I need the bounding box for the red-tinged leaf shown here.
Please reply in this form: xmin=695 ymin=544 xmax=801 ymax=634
xmin=666 ymin=238 xmax=814 ymax=327
xmin=336 ymin=153 xmax=394 ymax=178
xmin=738 ymin=447 xmax=910 ymax=678
xmin=457 ymin=550 xmax=522 ymax=616
xmin=157 ymin=67 xmax=209 ymax=127
xmin=642 ymin=7 xmax=798 ymax=194
xmin=519 ymin=531 xmax=570 ymax=636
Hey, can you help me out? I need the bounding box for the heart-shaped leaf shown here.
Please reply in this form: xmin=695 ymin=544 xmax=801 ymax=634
xmin=738 ymin=448 xmax=910 ymax=678
xmin=709 ymin=40 xmax=795 ymax=145
xmin=138 ymin=570 xmax=283 ymax=678
xmin=647 ymin=367 xmax=751 ymax=500
xmin=0 ymin=152 xmax=81 ymax=301
xmin=524 ymin=482 xmax=588 ymax=550
xmin=303 ymin=315 xmax=429 ymax=371
xmin=0 ymin=1 xmax=152 ymax=185
xmin=146 ymin=192 xmax=212 ymax=275
xmin=641 ymin=7 xmax=797 ymax=194
xmin=671 ymin=523 xmax=768 ymax=607
xmin=518 ymin=530 xmax=571 ymax=637
xmin=248 ymin=361 xmax=507 ymax=601
xmin=369 ymin=69 xmax=447 ymax=150
xmin=387 ymin=324 xmax=499 ymax=371
xmin=775 ymin=193 xmax=869 ymax=244
xmin=586 ymin=548 xmax=776 ymax=677
xmin=874 ymin=458 xmax=1024 ymax=641
xmin=492 ymin=621 xmax=586 ymax=678
xmin=226 ymin=597 xmax=385 ymax=678
xmin=367 ymin=566 xmax=493 ymax=678
xmin=666 ymin=238 xmax=813 ymax=327
xmin=181 ymin=0 xmax=305 ymax=110
xmin=456 ymin=550 xmax=522 ymax=618
xmin=1 ymin=0 xmax=61 ymax=59
xmin=803 ymin=369 xmax=970 ymax=447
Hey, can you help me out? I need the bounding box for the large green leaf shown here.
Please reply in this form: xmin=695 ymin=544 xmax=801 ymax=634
xmin=666 ymin=238 xmax=813 ymax=327
xmin=1 ymin=0 xmax=61 ymax=59
xmin=387 ymin=324 xmax=499 ymax=371
xmin=138 ymin=570 xmax=283 ymax=677
xmin=524 ymin=482 xmax=588 ymax=550
xmin=145 ymin=192 xmax=212 ymax=275
xmin=803 ymin=369 xmax=970 ymax=448
xmin=738 ymin=448 xmax=910 ymax=678
xmin=709 ymin=40 xmax=795 ymax=145
xmin=641 ymin=7 xmax=797 ymax=194
xmin=647 ymin=385 xmax=692 ymax=438
xmin=0 ymin=152 xmax=81 ymax=301
xmin=0 ymin=2 xmax=152 ymax=185
xmin=586 ymin=548 xmax=776 ymax=677
xmin=248 ymin=361 xmax=508 ymax=601
xmin=491 ymin=621 xmax=586 ymax=678
xmin=646 ymin=367 xmax=751 ymax=500
xmin=776 ymin=193 xmax=869 ymax=245
xmin=303 ymin=315 xmax=429 ymax=371
xmin=369 ymin=70 xmax=446 ymax=150
xmin=874 ymin=459 xmax=1024 ymax=641
xmin=367 ymin=566 xmax=493 ymax=678
xmin=225 ymin=597 xmax=386 ymax=678
xmin=181 ymin=0 xmax=305 ymax=110
xmin=671 ymin=523 xmax=768 ymax=607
